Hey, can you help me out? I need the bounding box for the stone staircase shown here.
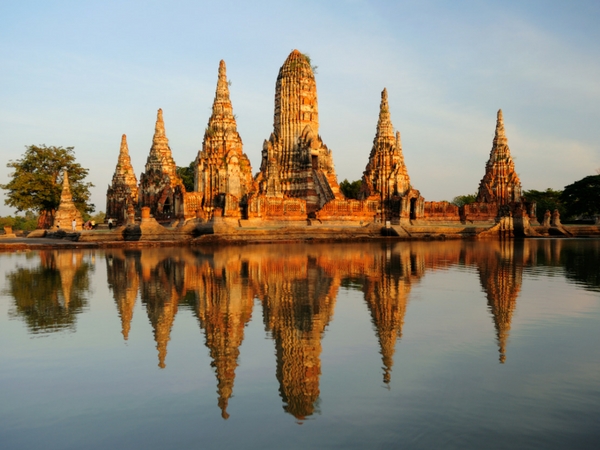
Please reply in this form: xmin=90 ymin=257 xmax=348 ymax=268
xmin=313 ymin=170 xmax=336 ymax=207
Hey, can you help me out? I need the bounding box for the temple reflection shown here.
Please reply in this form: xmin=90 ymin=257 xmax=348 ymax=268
xmin=360 ymin=244 xmax=425 ymax=384
xmin=106 ymin=249 xmax=140 ymax=340
xmin=475 ymin=240 xmax=524 ymax=363
xmin=8 ymin=239 xmax=590 ymax=418
xmin=5 ymin=250 xmax=92 ymax=333
xmin=188 ymin=248 xmax=255 ymax=420
xmin=255 ymin=244 xmax=339 ymax=420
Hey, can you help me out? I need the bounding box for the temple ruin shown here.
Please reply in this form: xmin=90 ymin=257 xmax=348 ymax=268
xmin=195 ymin=60 xmax=255 ymax=219
xmin=53 ymin=170 xmax=83 ymax=230
xmin=137 ymin=109 xmax=186 ymax=221
xmin=102 ymin=49 xmax=539 ymax=237
xmin=106 ymin=134 xmax=138 ymax=223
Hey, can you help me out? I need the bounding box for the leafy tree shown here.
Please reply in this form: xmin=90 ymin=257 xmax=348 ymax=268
xmin=0 ymin=145 xmax=94 ymax=228
xmin=177 ymin=161 xmax=195 ymax=192
xmin=561 ymin=175 xmax=600 ymax=218
xmin=522 ymin=188 xmax=565 ymax=223
xmin=339 ymin=179 xmax=362 ymax=199
xmin=451 ymin=194 xmax=477 ymax=207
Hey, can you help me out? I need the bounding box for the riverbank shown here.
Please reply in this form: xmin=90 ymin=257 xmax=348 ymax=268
xmin=1 ymin=217 xmax=599 ymax=252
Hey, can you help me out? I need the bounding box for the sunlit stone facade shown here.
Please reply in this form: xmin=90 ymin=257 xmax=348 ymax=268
xmin=253 ymin=49 xmax=342 ymax=215
xmin=195 ymin=60 xmax=255 ymax=219
xmin=106 ymin=135 xmax=139 ymax=224
xmin=138 ymin=109 xmax=186 ymax=220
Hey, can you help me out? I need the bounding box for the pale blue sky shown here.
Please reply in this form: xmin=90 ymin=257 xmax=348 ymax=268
xmin=1 ymin=0 xmax=599 ymax=215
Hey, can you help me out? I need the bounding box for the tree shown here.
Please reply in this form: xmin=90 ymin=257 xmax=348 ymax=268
xmin=340 ymin=179 xmax=362 ymax=199
xmin=522 ymin=188 xmax=565 ymax=223
xmin=451 ymin=194 xmax=477 ymax=207
xmin=176 ymin=161 xmax=195 ymax=192
xmin=561 ymin=175 xmax=600 ymax=218
xmin=0 ymin=145 xmax=94 ymax=228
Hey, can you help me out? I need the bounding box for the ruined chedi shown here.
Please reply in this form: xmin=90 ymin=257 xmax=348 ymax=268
xmin=256 ymin=49 xmax=342 ymax=213
xmin=360 ymin=88 xmax=423 ymax=222
xmin=106 ymin=134 xmax=139 ymax=224
xmin=53 ymin=170 xmax=83 ymax=230
xmin=195 ymin=60 xmax=255 ymax=218
xmin=476 ymin=109 xmax=522 ymax=205
xmin=138 ymin=109 xmax=185 ymax=220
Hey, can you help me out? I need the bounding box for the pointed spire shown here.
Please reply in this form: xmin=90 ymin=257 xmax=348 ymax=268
xmin=206 ymin=60 xmax=237 ymax=132
xmin=215 ymin=60 xmax=231 ymax=106
xmin=119 ymin=134 xmax=128 ymax=155
xmin=493 ymin=109 xmax=507 ymax=146
xmin=154 ymin=108 xmax=166 ymax=139
xmin=60 ymin=170 xmax=73 ymax=203
xmin=375 ymin=88 xmax=395 ymax=141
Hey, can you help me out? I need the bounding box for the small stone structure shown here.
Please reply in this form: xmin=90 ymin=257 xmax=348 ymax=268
xmin=53 ymin=170 xmax=83 ymax=230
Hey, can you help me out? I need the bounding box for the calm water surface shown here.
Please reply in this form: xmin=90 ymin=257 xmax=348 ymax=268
xmin=1 ymin=239 xmax=599 ymax=449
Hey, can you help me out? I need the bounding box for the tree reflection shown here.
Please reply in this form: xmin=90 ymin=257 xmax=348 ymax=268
xmin=6 ymin=250 xmax=92 ymax=334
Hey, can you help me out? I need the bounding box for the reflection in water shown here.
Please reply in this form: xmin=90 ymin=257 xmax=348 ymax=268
xmin=106 ymin=250 xmax=140 ymax=340
xmin=476 ymin=241 xmax=524 ymax=363
xmin=257 ymin=247 xmax=339 ymax=420
xmin=6 ymin=250 xmax=92 ymax=334
xmin=190 ymin=249 xmax=254 ymax=420
xmin=7 ymin=239 xmax=600 ymax=421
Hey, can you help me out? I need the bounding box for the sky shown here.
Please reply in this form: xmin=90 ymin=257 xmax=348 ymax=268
xmin=1 ymin=0 xmax=599 ymax=216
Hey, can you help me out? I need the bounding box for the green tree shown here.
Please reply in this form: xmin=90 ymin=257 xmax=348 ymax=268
xmin=451 ymin=194 xmax=477 ymax=207
xmin=176 ymin=161 xmax=195 ymax=192
xmin=561 ymin=175 xmax=600 ymax=219
xmin=339 ymin=179 xmax=362 ymax=199
xmin=0 ymin=145 xmax=94 ymax=228
xmin=522 ymin=188 xmax=565 ymax=223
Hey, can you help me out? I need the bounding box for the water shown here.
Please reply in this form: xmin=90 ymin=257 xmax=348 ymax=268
xmin=0 ymin=239 xmax=599 ymax=449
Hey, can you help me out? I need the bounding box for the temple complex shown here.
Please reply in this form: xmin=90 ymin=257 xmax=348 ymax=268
xmin=106 ymin=135 xmax=139 ymax=225
xmin=53 ymin=170 xmax=83 ymax=230
xmin=138 ymin=109 xmax=186 ymax=221
xmin=96 ymin=50 xmax=552 ymax=239
xmin=195 ymin=61 xmax=255 ymax=219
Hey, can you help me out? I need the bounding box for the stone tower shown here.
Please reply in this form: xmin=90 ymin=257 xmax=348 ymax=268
xmin=476 ymin=109 xmax=522 ymax=205
xmin=360 ymin=89 xmax=422 ymax=222
xmin=195 ymin=60 xmax=255 ymax=218
xmin=361 ymin=88 xmax=411 ymax=200
xmin=52 ymin=170 xmax=83 ymax=230
xmin=138 ymin=109 xmax=185 ymax=220
xmin=106 ymin=134 xmax=139 ymax=224
xmin=256 ymin=49 xmax=341 ymax=213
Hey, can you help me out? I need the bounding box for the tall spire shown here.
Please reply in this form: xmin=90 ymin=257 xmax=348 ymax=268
xmin=142 ymin=108 xmax=179 ymax=180
xmin=60 ymin=170 xmax=73 ymax=203
xmin=375 ymin=88 xmax=395 ymax=142
xmin=494 ymin=109 xmax=507 ymax=147
xmin=111 ymin=134 xmax=138 ymax=188
xmin=206 ymin=60 xmax=238 ymax=134
xmin=273 ymin=49 xmax=319 ymax=150
xmin=476 ymin=109 xmax=522 ymax=204
xmin=154 ymin=108 xmax=166 ymax=140
xmin=360 ymin=88 xmax=412 ymax=201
